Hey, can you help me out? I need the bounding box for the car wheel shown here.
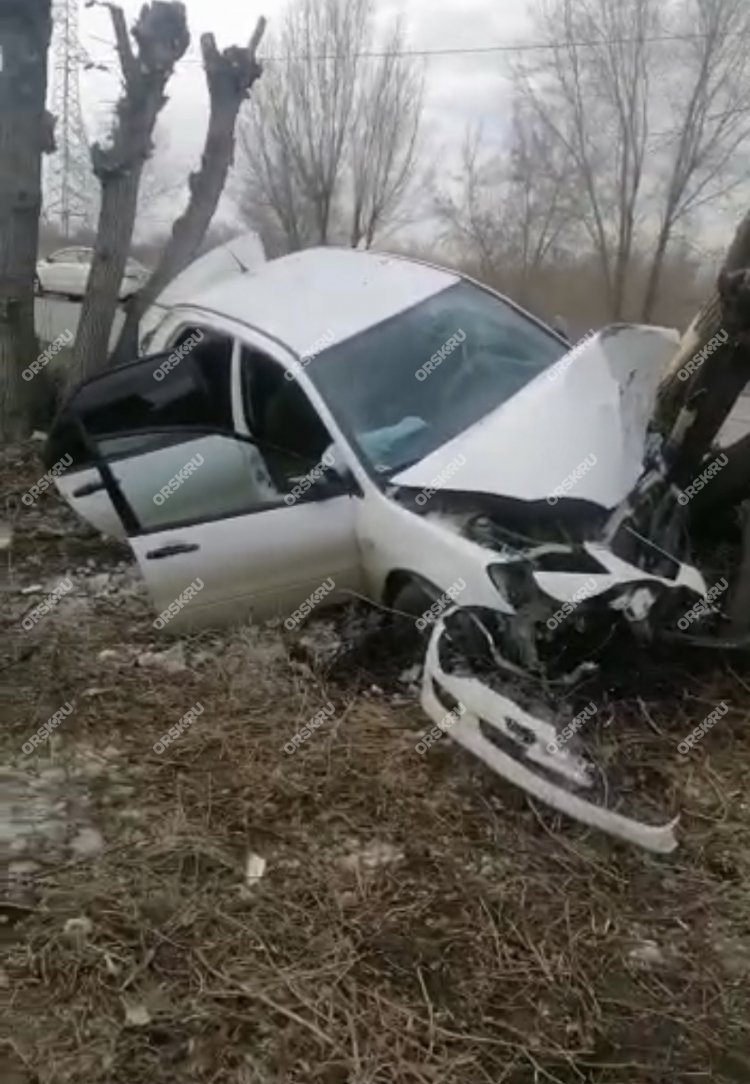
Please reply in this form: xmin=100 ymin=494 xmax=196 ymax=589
xmin=390 ymin=578 xmax=442 ymax=656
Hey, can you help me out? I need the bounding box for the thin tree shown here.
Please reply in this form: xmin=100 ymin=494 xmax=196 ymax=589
xmin=515 ymin=0 xmax=750 ymax=322
xmin=640 ymin=0 xmax=750 ymax=319
xmin=0 ymin=0 xmax=54 ymax=441
xmin=66 ymin=0 xmax=190 ymax=389
xmin=235 ymin=0 xmax=423 ymax=252
xmin=434 ymin=112 xmax=577 ymax=304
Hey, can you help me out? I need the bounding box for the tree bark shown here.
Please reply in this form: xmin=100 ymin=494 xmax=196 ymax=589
xmin=111 ymin=17 xmax=266 ymax=367
xmin=658 ymin=209 xmax=750 ymax=483
xmin=66 ymin=1 xmax=189 ymax=390
xmin=0 ymin=0 xmax=53 ymax=441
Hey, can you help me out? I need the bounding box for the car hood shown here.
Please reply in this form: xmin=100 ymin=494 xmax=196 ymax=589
xmin=391 ymin=325 xmax=679 ymax=510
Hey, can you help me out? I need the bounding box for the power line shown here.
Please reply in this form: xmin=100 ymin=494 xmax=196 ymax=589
xmin=83 ymin=28 xmax=749 ymax=65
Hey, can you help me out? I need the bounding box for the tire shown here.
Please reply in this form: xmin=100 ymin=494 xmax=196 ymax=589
xmin=390 ymin=578 xmax=441 ymax=656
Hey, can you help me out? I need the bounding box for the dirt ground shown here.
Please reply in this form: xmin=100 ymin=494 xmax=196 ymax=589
xmin=3 ymin=442 xmax=750 ymax=1084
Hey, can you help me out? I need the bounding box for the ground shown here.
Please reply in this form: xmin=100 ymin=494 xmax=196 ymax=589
xmin=3 ymin=442 xmax=750 ymax=1084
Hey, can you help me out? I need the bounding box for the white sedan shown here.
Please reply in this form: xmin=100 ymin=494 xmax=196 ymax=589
xmin=36 ymin=247 xmax=149 ymax=300
xmin=46 ymin=245 xmax=706 ymax=853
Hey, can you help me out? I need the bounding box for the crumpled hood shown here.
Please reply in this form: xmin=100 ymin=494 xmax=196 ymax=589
xmin=392 ymin=325 xmax=680 ymax=509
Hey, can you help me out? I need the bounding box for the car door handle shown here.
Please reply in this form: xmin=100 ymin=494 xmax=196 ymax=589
xmin=73 ymin=480 xmax=106 ymax=497
xmin=145 ymin=543 xmax=200 ymax=560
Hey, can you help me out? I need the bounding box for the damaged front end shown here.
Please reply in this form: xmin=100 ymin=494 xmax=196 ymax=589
xmin=395 ymin=321 xmax=750 ymax=852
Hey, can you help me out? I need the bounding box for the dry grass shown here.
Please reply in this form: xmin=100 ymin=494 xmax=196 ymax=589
xmin=3 ymin=445 xmax=750 ymax=1084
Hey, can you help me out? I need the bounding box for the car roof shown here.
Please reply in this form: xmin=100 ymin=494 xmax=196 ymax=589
xmin=182 ymin=247 xmax=460 ymax=357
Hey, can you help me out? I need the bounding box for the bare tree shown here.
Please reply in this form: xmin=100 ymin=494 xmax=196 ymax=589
xmin=348 ymin=21 xmax=423 ymax=248
xmin=111 ymin=16 xmax=266 ymax=365
xmin=67 ymin=1 xmax=189 ymax=389
xmin=434 ymin=111 xmax=577 ymax=305
xmin=0 ymin=0 xmax=54 ymax=441
xmin=640 ymin=0 xmax=750 ymax=319
xmin=235 ymin=0 xmax=423 ymax=252
xmin=515 ymin=0 xmax=750 ymax=321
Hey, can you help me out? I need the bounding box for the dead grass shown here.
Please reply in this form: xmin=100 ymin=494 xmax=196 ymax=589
xmin=3 ymin=444 xmax=750 ymax=1083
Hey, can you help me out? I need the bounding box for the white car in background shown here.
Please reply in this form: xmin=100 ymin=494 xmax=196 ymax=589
xmin=36 ymin=247 xmax=149 ymax=301
xmin=46 ymin=245 xmax=707 ymax=854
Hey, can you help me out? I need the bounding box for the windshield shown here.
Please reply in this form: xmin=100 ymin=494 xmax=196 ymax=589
xmin=307 ymin=280 xmax=568 ymax=475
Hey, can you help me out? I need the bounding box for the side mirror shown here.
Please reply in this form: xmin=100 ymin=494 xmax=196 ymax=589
xmin=318 ymin=462 xmax=358 ymax=498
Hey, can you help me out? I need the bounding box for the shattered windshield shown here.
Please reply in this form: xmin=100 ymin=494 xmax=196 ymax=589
xmin=307 ymin=280 xmax=568 ymax=475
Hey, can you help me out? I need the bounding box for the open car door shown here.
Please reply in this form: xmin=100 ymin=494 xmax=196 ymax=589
xmin=47 ymin=351 xmax=363 ymax=630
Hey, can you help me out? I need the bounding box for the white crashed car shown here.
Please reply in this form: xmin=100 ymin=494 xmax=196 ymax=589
xmin=46 ymin=246 xmax=710 ymax=853
xmin=36 ymin=247 xmax=149 ymax=300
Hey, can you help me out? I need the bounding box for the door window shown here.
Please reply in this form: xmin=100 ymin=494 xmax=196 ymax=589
xmin=46 ymin=331 xmax=234 ymax=472
xmin=240 ymin=346 xmax=333 ymax=491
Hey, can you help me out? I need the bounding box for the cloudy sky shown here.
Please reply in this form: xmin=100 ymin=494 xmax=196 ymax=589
xmin=71 ymin=0 xmax=533 ymax=232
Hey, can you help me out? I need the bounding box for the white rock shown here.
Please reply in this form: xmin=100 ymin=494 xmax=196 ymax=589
xmin=137 ymin=643 xmax=188 ymax=674
xmin=244 ymin=852 xmax=267 ymax=887
xmin=70 ymin=827 xmax=104 ymax=858
xmin=123 ymin=1002 xmax=151 ymax=1027
xmin=63 ymin=916 xmax=93 ymax=940
xmin=628 ymin=940 xmax=665 ymax=967
xmin=340 ymin=841 xmax=404 ymax=872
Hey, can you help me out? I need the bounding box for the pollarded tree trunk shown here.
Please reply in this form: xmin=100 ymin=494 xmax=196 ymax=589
xmin=111 ymin=17 xmax=266 ymax=366
xmin=0 ymin=0 xmax=53 ymax=441
xmin=66 ymin=1 xmax=189 ymax=390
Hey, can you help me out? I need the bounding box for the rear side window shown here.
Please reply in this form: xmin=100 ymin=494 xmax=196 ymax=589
xmin=45 ymin=331 xmax=233 ymax=470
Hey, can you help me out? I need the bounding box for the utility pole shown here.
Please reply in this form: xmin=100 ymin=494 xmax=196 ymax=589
xmin=46 ymin=0 xmax=92 ymax=238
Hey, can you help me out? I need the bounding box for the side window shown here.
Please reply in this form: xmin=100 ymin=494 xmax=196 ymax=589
xmin=46 ymin=336 xmax=233 ymax=473
xmin=240 ymin=346 xmax=333 ymax=492
xmin=104 ymin=431 xmax=287 ymax=531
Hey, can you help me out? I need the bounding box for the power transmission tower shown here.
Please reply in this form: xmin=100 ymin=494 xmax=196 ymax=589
xmin=46 ymin=0 xmax=93 ymax=238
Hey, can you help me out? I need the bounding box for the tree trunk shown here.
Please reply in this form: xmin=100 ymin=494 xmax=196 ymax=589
xmin=111 ymin=18 xmax=266 ymax=367
xmin=66 ymin=1 xmax=189 ymax=390
xmin=72 ymin=167 xmax=142 ymax=380
xmin=0 ymin=0 xmax=53 ymax=441
xmin=658 ymin=209 xmax=750 ymax=482
xmin=640 ymin=224 xmax=671 ymax=323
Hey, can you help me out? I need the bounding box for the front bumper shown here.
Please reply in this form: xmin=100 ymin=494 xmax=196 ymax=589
xmin=421 ymin=616 xmax=680 ymax=854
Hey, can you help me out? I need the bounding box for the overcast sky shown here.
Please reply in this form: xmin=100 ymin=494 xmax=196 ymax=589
xmin=73 ymin=0 xmax=532 ymax=232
